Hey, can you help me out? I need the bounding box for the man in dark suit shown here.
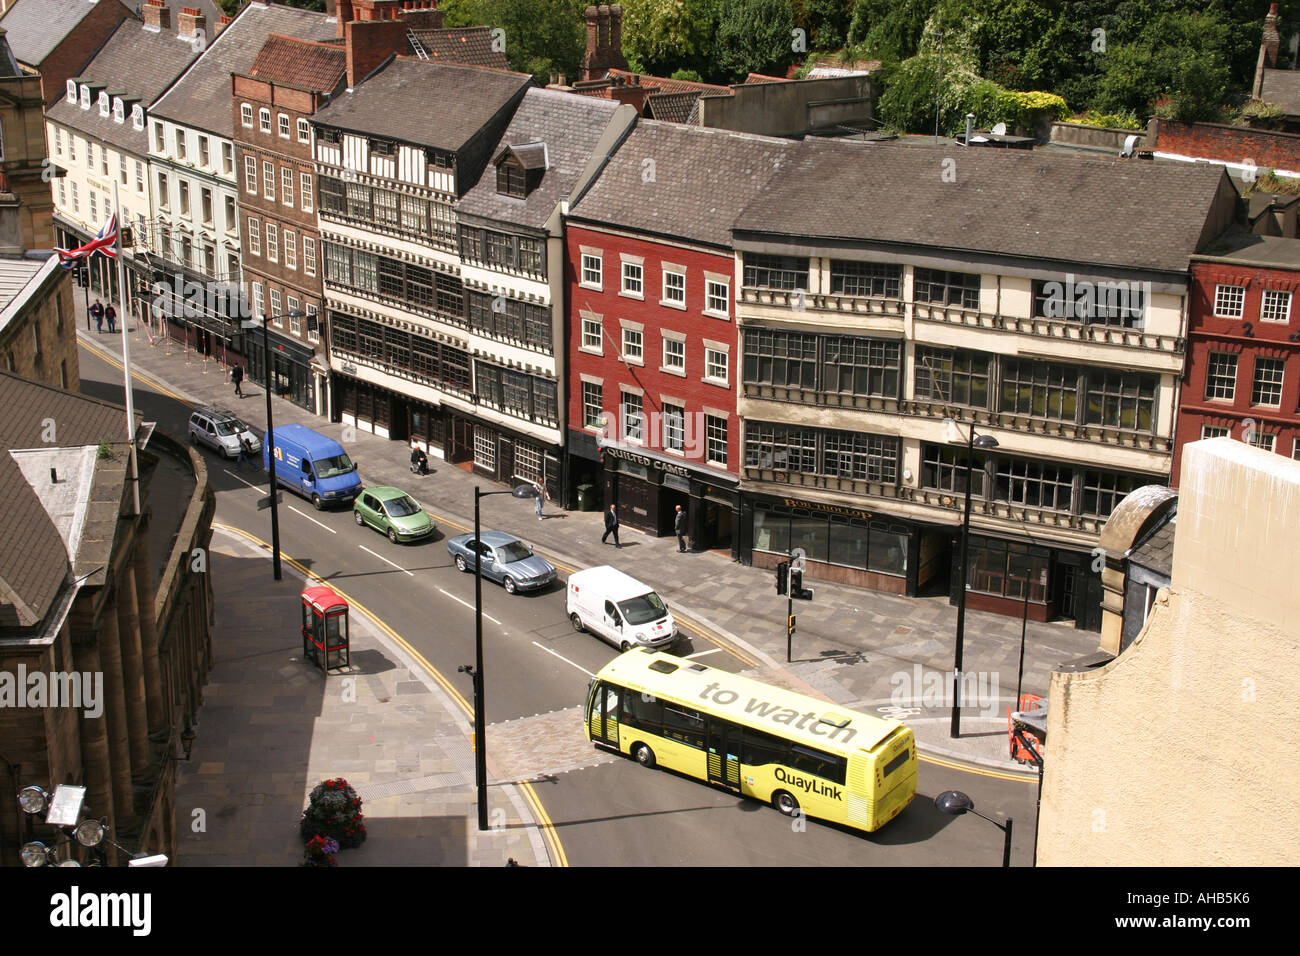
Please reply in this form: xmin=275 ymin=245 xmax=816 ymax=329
xmin=674 ymin=504 xmax=688 ymax=553
xmin=601 ymin=504 xmax=620 ymax=548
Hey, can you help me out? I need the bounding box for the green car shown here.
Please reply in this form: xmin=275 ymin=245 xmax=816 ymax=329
xmin=353 ymin=486 xmax=435 ymax=543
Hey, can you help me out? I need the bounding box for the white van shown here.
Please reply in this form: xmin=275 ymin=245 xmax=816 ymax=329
xmin=567 ymin=566 xmax=677 ymax=651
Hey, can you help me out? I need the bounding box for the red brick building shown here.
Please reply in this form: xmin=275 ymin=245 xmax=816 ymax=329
xmin=1175 ymin=231 xmax=1300 ymax=480
xmin=563 ymin=120 xmax=794 ymax=553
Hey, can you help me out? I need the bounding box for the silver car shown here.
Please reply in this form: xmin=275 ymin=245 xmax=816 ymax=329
xmin=187 ymin=406 xmax=261 ymax=459
xmin=446 ymin=531 xmax=557 ymax=594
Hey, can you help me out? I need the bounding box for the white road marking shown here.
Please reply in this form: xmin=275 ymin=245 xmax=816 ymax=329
xmin=359 ymin=544 xmax=414 ymax=577
xmin=437 ymin=588 xmax=502 ymax=625
xmin=289 ymin=506 xmax=336 ymax=534
xmin=223 ymin=469 xmax=262 ymax=491
xmin=530 ymin=641 xmax=596 ymax=678
xmin=685 ymin=648 xmax=723 ymax=659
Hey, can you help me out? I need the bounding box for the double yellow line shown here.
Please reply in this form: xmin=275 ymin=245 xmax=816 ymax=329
xmin=213 ymin=521 xmax=568 ymax=867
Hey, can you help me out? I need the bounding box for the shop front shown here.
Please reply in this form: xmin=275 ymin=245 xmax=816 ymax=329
xmin=743 ymin=492 xmax=919 ymax=596
xmin=246 ymin=327 xmax=316 ymax=413
xmin=950 ymin=534 xmax=1101 ymax=630
xmin=445 ymin=410 xmax=561 ymax=499
xmin=599 ymin=444 xmax=740 ymax=556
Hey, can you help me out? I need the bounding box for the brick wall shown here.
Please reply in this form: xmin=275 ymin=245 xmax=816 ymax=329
xmin=36 ymin=0 xmax=132 ymax=107
xmin=565 ymin=223 xmax=740 ymax=474
xmin=1153 ymin=117 xmax=1300 ymax=173
xmin=1173 ymin=259 xmax=1300 ymax=481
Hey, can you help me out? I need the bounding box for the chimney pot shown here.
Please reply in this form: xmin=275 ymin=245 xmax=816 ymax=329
xmin=143 ymin=0 xmax=171 ymax=32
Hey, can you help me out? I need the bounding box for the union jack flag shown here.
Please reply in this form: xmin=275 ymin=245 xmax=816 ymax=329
xmin=55 ymin=213 xmax=118 ymax=268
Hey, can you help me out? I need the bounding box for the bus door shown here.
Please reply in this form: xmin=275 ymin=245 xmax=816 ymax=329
xmin=587 ymin=682 xmax=621 ymax=748
xmin=705 ymin=717 xmax=741 ymax=789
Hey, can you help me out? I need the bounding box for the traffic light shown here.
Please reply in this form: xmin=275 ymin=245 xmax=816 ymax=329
xmin=790 ymin=568 xmax=814 ymax=601
xmin=775 ymin=560 xmax=789 ymax=596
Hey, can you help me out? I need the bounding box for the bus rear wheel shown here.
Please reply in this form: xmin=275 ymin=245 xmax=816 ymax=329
xmin=633 ymin=744 xmax=656 ymax=769
xmin=772 ymin=790 xmax=800 ymax=817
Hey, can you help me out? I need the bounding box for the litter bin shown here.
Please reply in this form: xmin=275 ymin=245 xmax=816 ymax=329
xmin=577 ymin=483 xmax=597 ymax=512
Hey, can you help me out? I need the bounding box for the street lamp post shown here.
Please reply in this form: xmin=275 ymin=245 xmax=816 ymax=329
xmin=242 ymin=308 xmax=303 ymax=581
xmin=465 ymin=482 xmax=539 ymax=831
xmin=947 ymin=419 xmax=999 ymax=738
xmin=935 ymin=790 xmax=1013 ymax=867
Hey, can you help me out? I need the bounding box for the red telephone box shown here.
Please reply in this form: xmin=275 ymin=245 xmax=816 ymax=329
xmin=301 ymin=585 xmax=350 ymax=673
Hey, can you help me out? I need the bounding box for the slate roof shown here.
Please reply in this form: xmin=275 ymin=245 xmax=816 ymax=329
xmin=0 ymin=30 xmax=21 ymax=76
xmin=568 ymin=120 xmax=796 ymax=249
xmin=1259 ymin=69 xmax=1300 ymax=116
xmin=409 ymin=26 xmax=511 ymax=71
xmin=457 ymin=87 xmax=619 ymax=230
xmin=45 ymin=16 xmax=201 ymax=155
xmin=732 ymin=139 xmax=1233 ymax=274
xmin=646 ymin=91 xmax=699 ymax=124
xmin=0 ymin=0 xmax=127 ymax=67
xmin=1130 ymin=516 xmax=1175 ymax=577
xmin=248 ymin=34 xmax=346 ymax=93
xmin=149 ymin=2 xmax=336 ymax=136
xmin=0 ymin=372 xmax=136 ymax=628
xmin=604 ymin=69 xmax=729 ymax=97
xmin=313 ymin=58 xmax=532 ymax=152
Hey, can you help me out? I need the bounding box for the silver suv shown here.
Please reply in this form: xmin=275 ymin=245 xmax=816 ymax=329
xmin=187 ymin=406 xmax=261 ymax=459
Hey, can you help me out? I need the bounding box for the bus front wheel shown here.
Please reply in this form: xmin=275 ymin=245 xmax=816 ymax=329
xmin=633 ymin=744 xmax=656 ymax=769
xmin=772 ymin=790 xmax=800 ymax=817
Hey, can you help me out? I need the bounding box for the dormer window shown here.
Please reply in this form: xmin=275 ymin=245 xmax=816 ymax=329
xmin=66 ymin=80 xmax=77 ymax=104
xmin=80 ymin=85 xmax=90 ymax=109
xmin=497 ymin=159 xmax=525 ymax=198
xmin=113 ymin=98 xmax=124 ymax=124
xmin=98 ymin=91 xmax=109 ymax=116
xmin=132 ymin=105 xmax=145 ymax=130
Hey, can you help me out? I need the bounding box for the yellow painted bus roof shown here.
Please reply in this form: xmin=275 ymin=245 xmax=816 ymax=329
xmin=594 ymin=649 xmax=904 ymax=756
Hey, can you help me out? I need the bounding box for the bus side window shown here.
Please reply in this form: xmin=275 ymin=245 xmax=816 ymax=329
xmin=790 ymin=744 xmax=847 ymax=785
xmin=742 ymin=727 xmax=787 ymax=768
xmin=662 ymin=703 xmax=704 ymax=749
xmin=627 ymin=692 xmax=663 ymax=734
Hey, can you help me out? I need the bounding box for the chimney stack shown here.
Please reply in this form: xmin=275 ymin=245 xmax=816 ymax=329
xmin=178 ymin=6 xmax=206 ymax=38
xmin=344 ymin=17 xmax=408 ymax=88
xmin=142 ymin=0 xmax=171 ymax=33
xmin=1255 ymin=3 xmax=1283 ymax=99
xmin=579 ymin=3 xmax=628 ymax=81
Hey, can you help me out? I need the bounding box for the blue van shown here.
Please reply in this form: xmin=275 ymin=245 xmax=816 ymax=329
xmin=263 ymin=424 xmax=361 ymax=510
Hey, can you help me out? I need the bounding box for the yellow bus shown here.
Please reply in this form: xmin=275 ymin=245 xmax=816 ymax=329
xmin=585 ymin=649 xmax=916 ymax=833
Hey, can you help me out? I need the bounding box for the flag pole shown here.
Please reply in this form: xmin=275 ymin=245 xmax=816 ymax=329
xmin=113 ymin=182 xmax=141 ymax=515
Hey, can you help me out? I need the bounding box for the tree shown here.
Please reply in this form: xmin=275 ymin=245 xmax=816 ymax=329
xmin=846 ymin=0 xmax=930 ymax=60
xmin=715 ymin=0 xmax=798 ymax=80
xmin=442 ymin=0 xmax=587 ymax=83
xmin=1093 ymin=9 xmax=1232 ymax=120
xmin=618 ymin=0 xmax=721 ymax=78
xmin=804 ymin=0 xmax=855 ymax=50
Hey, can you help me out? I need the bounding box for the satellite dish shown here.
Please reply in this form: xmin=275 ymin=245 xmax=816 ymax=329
xmin=1121 ymin=134 xmax=1139 ymax=158
xmin=991 ymin=122 xmax=1007 ymax=137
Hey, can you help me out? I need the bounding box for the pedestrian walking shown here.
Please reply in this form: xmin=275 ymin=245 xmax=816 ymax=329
xmin=90 ymin=299 xmax=104 ymax=333
xmin=236 ymin=436 xmax=254 ymax=470
xmin=674 ymin=504 xmax=688 ymax=552
xmin=601 ymin=503 xmax=620 ymax=548
xmin=105 ymin=304 xmax=117 ymax=333
xmin=533 ymin=480 xmax=548 ymax=519
xmin=231 ymin=364 xmax=244 ymax=398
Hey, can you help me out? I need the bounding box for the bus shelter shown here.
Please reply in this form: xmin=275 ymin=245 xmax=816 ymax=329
xmin=301 ymin=585 xmax=350 ymax=673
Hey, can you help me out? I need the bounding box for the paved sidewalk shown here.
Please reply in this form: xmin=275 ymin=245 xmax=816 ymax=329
xmin=82 ymin=315 xmax=1099 ymax=777
xmin=174 ymin=526 xmax=549 ymax=867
